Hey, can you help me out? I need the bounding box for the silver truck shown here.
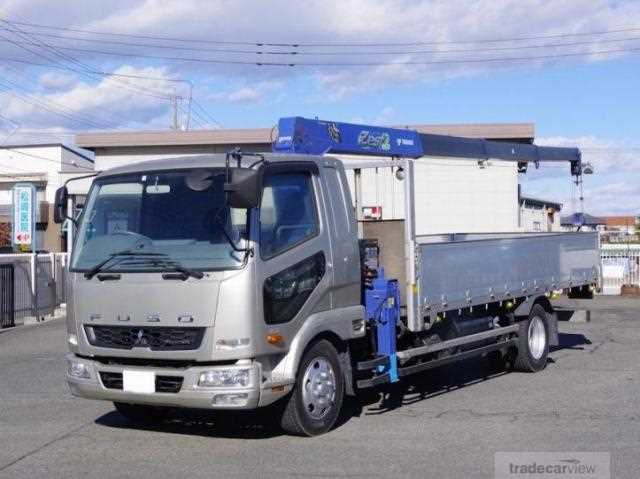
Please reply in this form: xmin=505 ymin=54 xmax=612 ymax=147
xmin=57 ymin=118 xmax=600 ymax=436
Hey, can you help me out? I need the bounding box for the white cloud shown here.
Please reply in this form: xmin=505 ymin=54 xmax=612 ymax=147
xmin=0 ymin=65 xmax=176 ymax=131
xmin=522 ymin=169 xmax=640 ymax=216
xmin=209 ymin=81 xmax=283 ymax=105
xmin=3 ymin=0 xmax=640 ymax=101
xmin=521 ymin=134 xmax=640 ymax=215
xmin=37 ymin=71 xmax=78 ymax=90
xmin=537 ymin=136 xmax=640 ymax=174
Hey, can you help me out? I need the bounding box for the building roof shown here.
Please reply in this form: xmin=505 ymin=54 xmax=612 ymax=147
xmin=75 ymin=122 xmax=535 ymax=150
xmin=601 ymin=216 xmax=638 ymax=227
xmin=520 ymin=196 xmax=562 ymax=210
xmin=0 ymin=143 xmax=94 ymax=162
xmin=76 ymin=128 xmax=275 ymax=149
xmin=402 ymin=123 xmax=534 ymax=141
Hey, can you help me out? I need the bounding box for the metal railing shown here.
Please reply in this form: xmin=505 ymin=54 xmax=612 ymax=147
xmin=0 ymin=252 xmax=69 ymax=325
xmin=600 ymin=243 xmax=640 ymax=295
xmin=0 ymin=264 xmax=15 ymax=328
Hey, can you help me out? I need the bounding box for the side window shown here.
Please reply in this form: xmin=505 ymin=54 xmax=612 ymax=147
xmin=260 ymin=172 xmax=318 ymax=258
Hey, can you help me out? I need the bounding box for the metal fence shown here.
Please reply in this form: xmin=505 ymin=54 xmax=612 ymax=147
xmin=0 ymin=252 xmax=68 ymax=326
xmin=600 ymin=244 xmax=640 ymax=295
xmin=0 ymin=264 xmax=15 ymax=328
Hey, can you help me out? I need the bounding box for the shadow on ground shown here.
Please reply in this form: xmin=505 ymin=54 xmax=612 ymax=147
xmin=551 ymin=332 xmax=592 ymax=352
xmin=96 ymin=408 xmax=285 ymax=439
xmin=95 ymin=330 xmax=591 ymax=438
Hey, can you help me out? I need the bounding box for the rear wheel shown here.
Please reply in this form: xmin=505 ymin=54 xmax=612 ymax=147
xmin=512 ymin=304 xmax=549 ymax=372
xmin=280 ymin=340 xmax=344 ymax=436
xmin=113 ymin=402 xmax=171 ymax=423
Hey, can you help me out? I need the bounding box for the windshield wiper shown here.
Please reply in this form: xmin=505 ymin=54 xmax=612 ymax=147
xmin=154 ymin=259 xmax=204 ymax=279
xmin=84 ymin=249 xmax=167 ymax=279
xmin=122 ymin=256 xmax=204 ymax=280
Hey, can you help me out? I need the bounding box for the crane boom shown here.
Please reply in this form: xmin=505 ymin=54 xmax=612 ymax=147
xmin=273 ymin=116 xmax=582 ymax=176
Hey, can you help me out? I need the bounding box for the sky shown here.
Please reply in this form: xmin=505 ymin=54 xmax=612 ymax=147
xmin=0 ymin=0 xmax=639 ymax=216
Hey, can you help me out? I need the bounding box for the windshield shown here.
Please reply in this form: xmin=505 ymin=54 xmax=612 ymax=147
xmin=71 ymin=168 xmax=248 ymax=272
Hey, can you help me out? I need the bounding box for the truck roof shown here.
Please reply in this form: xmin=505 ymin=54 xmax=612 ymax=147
xmin=97 ymin=153 xmax=328 ymax=178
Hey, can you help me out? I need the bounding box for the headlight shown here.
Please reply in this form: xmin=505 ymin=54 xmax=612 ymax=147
xmin=198 ymin=368 xmax=251 ymax=388
xmin=67 ymin=334 xmax=78 ymax=346
xmin=215 ymin=338 xmax=250 ymax=350
xmin=68 ymin=361 xmax=91 ymax=379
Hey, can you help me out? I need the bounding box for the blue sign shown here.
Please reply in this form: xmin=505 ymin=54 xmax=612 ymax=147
xmin=273 ymin=116 xmax=424 ymax=157
xmin=12 ymin=183 xmax=36 ymax=248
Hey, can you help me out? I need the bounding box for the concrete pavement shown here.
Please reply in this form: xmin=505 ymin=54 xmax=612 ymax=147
xmin=0 ymin=296 xmax=638 ymax=478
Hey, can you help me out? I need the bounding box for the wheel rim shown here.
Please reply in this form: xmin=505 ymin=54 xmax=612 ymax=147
xmin=528 ymin=316 xmax=547 ymax=360
xmin=301 ymin=356 xmax=336 ymax=420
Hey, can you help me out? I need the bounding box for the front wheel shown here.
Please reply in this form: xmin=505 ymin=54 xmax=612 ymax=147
xmin=280 ymin=340 xmax=345 ymax=436
xmin=512 ymin=304 xmax=550 ymax=372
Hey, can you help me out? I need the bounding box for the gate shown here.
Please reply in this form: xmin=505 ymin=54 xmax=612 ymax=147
xmin=601 ymin=244 xmax=640 ymax=295
xmin=0 ymin=263 xmax=15 ymax=328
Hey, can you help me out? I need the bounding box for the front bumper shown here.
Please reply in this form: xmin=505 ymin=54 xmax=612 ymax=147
xmin=66 ymin=354 xmax=262 ymax=410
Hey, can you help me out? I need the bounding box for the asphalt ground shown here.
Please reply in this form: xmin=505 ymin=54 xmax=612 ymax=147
xmin=0 ymin=296 xmax=638 ymax=478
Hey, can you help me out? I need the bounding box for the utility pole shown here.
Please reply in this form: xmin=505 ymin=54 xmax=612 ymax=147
xmin=170 ymin=94 xmax=182 ymax=129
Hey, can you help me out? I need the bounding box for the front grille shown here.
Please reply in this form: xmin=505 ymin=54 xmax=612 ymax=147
xmin=156 ymin=376 xmax=183 ymax=393
xmin=100 ymin=371 xmax=123 ymax=390
xmin=99 ymin=372 xmax=183 ymax=394
xmin=85 ymin=325 xmax=205 ymax=351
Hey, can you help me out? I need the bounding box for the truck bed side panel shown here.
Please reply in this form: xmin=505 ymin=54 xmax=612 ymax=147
xmin=418 ymin=232 xmax=600 ymax=315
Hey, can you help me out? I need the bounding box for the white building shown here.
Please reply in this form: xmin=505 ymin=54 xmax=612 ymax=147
xmin=76 ymin=122 xmax=534 ymax=236
xmin=0 ymin=144 xmax=94 ymax=252
xmin=519 ymin=196 xmax=563 ymax=232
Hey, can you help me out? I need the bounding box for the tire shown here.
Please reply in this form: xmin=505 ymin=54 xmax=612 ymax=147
xmin=113 ymin=402 xmax=171 ymax=423
xmin=280 ymin=339 xmax=345 ymax=436
xmin=512 ymin=304 xmax=550 ymax=372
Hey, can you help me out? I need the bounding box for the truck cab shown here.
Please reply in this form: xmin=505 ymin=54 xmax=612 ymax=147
xmin=64 ymin=153 xmax=366 ymax=435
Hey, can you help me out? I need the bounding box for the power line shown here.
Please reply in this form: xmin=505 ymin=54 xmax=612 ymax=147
xmin=6 ymin=17 xmax=640 ymax=47
xmin=0 ymin=112 xmax=18 ymax=126
xmin=1 ymin=19 xmax=170 ymax=101
xmin=5 ymin=25 xmax=640 ymax=56
xmin=0 ymin=32 xmax=122 ymax=128
xmin=0 ymin=20 xmax=173 ymax=105
xmin=1 ymin=18 xmax=212 ymax=131
xmin=1 ymin=59 xmax=215 ymax=131
xmin=0 ymin=54 xmax=190 ymax=85
xmin=1 ymin=145 xmax=94 ymax=171
xmin=0 ymin=78 xmax=111 ymax=129
xmin=2 ymin=37 xmax=639 ymax=66
xmin=190 ymin=98 xmax=221 ymax=127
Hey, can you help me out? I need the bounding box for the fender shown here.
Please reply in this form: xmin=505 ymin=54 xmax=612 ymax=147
xmin=267 ymin=305 xmax=364 ymax=388
xmin=514 ymin=295 xmax=559 ymax=347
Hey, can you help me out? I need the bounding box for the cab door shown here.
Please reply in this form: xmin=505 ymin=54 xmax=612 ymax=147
xmin=256 ymin=163 xmax=333 ymax=347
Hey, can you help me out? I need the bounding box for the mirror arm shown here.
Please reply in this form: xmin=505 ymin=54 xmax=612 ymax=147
xmin=61 ymin=172 xmax=98 ymax=225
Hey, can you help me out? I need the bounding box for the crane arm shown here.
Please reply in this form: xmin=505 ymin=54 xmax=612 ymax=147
xmin=273 ymin=116 xmax=582 ymax=176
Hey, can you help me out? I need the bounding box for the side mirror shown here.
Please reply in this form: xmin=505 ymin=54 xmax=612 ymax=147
xmin=53 ymin=186 xmax=69 ymax=224
xmin=224 ymin=168 xmax=261 ymax=209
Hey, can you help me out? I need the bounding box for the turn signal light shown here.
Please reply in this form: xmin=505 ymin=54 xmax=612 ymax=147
xmin=266 ymin=333 xmax=283 ymax=345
